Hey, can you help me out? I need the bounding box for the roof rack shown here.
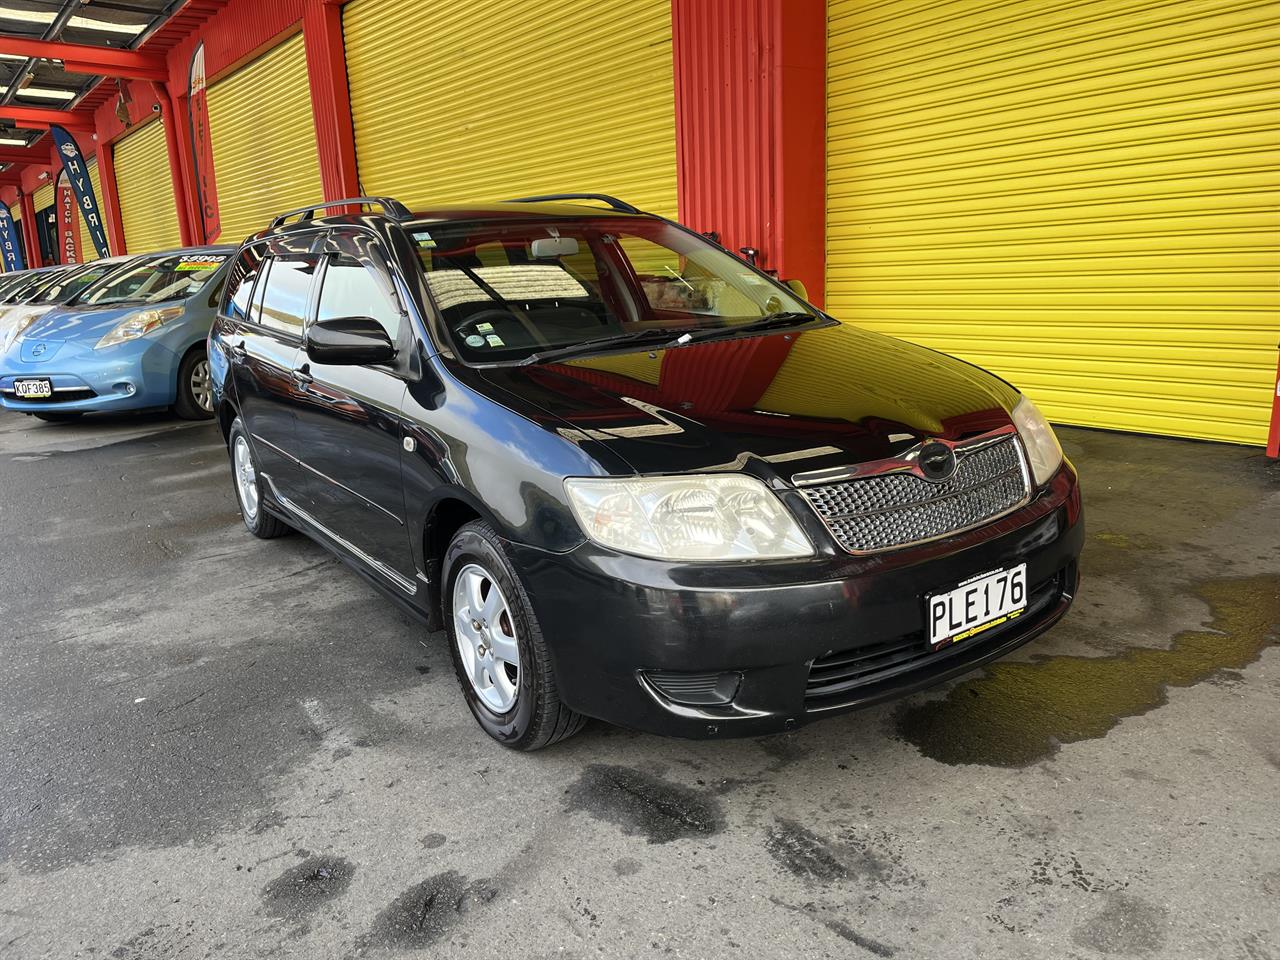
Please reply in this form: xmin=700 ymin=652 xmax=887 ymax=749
xmin=507 ymin=193 xmax=641 ymax=215
xmin=269 ymin=196 xmax=413 ymax=229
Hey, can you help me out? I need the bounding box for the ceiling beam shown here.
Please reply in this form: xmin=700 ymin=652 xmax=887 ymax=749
xmin=0 ymin=36 xmax=169 ymax=82
xmin=0 ymin=106 xmax=95 ymax=130
xmin=0 ymin=148 xmax=45 ymax=165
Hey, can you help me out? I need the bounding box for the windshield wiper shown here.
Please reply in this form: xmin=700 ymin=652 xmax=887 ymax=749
xmin=517 ymin=327 xmax=693 ymax=366
xmin=677 ymin=312 xmax=829 ymax=345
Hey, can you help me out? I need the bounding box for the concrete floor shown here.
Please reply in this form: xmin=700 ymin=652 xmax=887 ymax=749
xmin=0 ymin=410 xmax=1276 ymax=960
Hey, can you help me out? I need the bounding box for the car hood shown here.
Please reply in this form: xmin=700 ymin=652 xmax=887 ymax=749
xmin=471 ymin=322 xmax=1024 ymax=477
xmin=18 ymin=301 xmax=182 ymax=344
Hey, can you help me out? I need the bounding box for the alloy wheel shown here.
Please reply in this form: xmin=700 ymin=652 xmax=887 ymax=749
xmin=234 ymin=435 xmax=259 ymax=521
xmin=452 ymin=563 xmax=521 ymax=713
xmin=191 ymin=359 xmax=214 ymax=413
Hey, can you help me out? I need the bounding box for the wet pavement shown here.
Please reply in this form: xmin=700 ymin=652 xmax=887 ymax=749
xmin=0 ymin=410 xmax=1276 ymax=959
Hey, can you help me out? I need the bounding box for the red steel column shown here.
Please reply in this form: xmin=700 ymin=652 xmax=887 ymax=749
xmin=151 ymin=83 xmax=196 ymax=246
xmin=671 ymin=0 xmax=826 ymax=305
xmin=303 ymin=0 xmax=361 ymax=202
xmin=19 ymin=190 xmax=41 ymax=266
xmin=167 ymin=87 xmax=206 ymax=245
xmin=95 ymin=140 xmax=127 ymax=255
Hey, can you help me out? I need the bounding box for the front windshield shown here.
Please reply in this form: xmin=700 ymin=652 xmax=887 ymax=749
xmin=32 ymin=262 xmax=122 ymax=305
xmin=3 ymin=270 xmax=65 ymax=305
xmin=411 ymin=217 xmax=818 ymax=363
xmin=80 ymin=252 xmax=229 ymax=307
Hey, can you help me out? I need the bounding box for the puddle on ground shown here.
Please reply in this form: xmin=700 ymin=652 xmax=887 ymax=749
xmin=895 ymin=576 xmax=1280 ymax=767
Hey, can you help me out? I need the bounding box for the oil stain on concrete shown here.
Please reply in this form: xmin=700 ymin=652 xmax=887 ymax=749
xmin=564 ymin=764 xmax=725 ymax=843
xmin=359 ymin=871 xmax=497 ymax=950
xmin=1071 ymin=892 xmax=1168 ymax=956
xmin=260 ymin=855 xmax=355 ymax=921
xmin=895 ymin=576 xmax=1280 ymax=766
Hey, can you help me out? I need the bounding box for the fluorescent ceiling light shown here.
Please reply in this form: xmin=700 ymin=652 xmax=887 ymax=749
xmin=0 ymin=8 xmax=146 ymax=35
xmin=68 ymin=15 xmax=146 ymax=36
xmin=0 ymin=137 xmax=28 ymax=147
xmin=16 ymin=87 xmax=76 ymax=100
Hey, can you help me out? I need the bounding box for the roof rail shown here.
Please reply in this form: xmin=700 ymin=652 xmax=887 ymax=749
xmin=269 ymin=197 xmax=413 ymax=229
xmin=507 ymin=193 xmax=641 ymax=215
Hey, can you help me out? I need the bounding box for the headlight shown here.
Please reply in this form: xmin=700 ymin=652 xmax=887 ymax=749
xmin=3 ymin=312 xmax=37 ymax=350
xmin=1012 ymin=397 xmax=1064 ymax=486
xmin=95 ymin=306 xmax=184 ymax=350
xmin=565 ymin=474 xmax=813 ymax=561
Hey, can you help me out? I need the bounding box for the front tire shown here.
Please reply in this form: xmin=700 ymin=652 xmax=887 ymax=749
xmin=174 ymin=348 xmax=215 ymax=420
xmin=228 ymin=417 xmax=289 ymax=539
xmin=442 ymin=520 xmax=585 ymax=750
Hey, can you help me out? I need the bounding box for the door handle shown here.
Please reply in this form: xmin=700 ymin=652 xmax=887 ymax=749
xmin=230 ymin=340 xmax=247 ymax=360
xmin=292 ymin=365 xmax=314 ymax=387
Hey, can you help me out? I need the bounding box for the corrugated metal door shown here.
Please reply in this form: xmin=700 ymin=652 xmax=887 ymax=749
xmin=207 ymin=33 xmax=324 ymax=243
xmin=114 ymin=119 xmax=181 ymax=254
xmin=827 ymin=0 xmax=1278 ymax=446
xmin=33 ymin=182 xmax=54 ymax=213
xmin=343 ymin=0 xmax=678 ymax=216
xmin=76 ymin=159 xmax=103 ymax=262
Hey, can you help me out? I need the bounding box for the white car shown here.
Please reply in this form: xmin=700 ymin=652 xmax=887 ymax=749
xmin=0 ymin=258 xmax=133 ymax=352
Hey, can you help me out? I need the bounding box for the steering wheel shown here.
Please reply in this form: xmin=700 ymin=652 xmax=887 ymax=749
xmin=455 ymin=308 xmax=549 ymax=349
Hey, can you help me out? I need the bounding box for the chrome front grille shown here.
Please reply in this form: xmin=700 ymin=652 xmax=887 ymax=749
xmin=799 ymin=433 xmax=1031 ymax=553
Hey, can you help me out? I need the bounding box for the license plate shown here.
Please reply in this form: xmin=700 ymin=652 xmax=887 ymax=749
xmin=927 ymin=564 xmax=1028 ymax=648
xmin=14 ymin=378 xmax=52 ymax=399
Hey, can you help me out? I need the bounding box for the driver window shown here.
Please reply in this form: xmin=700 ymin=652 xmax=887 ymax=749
xmin=317 ymin=255 xmax=401 ymax=340
xmin=319 ymin=232 xmax=402 ymax=339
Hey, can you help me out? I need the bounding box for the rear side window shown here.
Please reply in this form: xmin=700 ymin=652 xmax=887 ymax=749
xmin=257 ymin=256 xmax=317 ymax=336
xmin=223 ymin=246 xmax=264 ymax=321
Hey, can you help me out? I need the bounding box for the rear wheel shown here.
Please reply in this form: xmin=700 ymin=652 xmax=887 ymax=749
xmin=443 ymin=520 xmax=585 ymax=750
xmin=174 ymin=349 xmax=215 ymax=420
xmin=228 ymin=417 xmax=289 ymax=539
xmin=32 ymin=412 xmax=83 ymax=424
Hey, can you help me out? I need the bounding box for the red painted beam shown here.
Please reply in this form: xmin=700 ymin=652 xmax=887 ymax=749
xmin=303 ymin=0 xmax=360 ymax=202
xmin=0 ymin=105 xmax=96 ymax=128
xmin=672 ymin=0 xmax=827 ymax=306
xmin=0 ymin=36 xmax=168 ymax=81
xmin=0 ymin=148 xmax=45 ymax=165
xmin=14 ymin=119 xmax=95 ymax=133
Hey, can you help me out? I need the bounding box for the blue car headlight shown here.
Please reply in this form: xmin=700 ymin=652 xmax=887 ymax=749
xmin=95 ymin=306 xmax=184 ymax=350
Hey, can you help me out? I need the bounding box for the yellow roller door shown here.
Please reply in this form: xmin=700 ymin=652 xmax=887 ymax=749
xmin=114 ymin=119 xmax=181 ymax=254
xmin=343 ymin=0 xmax=678 ymax=216
xmin=75 ymin=159 xmax=104 ymax=262
xmin=827 ymin=0 xmax=1279 ymax=446
xmin=33 ymin=182 xmax=54 ymax=213
xmin=207 ymin=33 xmax=323 ymax=243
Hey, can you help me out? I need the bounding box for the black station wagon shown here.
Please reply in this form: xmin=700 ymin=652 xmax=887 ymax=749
xmin=210 ymin=194 xmax=1083 ymax=750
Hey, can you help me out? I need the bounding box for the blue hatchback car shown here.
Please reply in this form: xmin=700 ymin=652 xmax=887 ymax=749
xmin=0 ymin=246 xmax=234 ymax=422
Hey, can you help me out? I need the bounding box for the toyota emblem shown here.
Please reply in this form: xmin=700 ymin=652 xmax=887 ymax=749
xmin=918 ymin=441 xmax=957 ymax=481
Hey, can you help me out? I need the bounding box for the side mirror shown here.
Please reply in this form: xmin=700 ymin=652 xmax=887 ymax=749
xmin=784 ymin=278 xmax=809 ymax=302
xmin=306 ymin=316 xmax=395 ymax=366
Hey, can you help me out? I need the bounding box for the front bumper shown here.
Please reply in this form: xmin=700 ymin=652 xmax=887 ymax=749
xmin=0 ymin=338 xmax=181 ymax=414
xmin=511 ymin=463 xmax=1083 ymax=739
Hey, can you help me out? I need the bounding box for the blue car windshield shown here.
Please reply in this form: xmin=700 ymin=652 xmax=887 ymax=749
xmin=31 ymin=262 xmax=123 ymax=305
xmin=79 ymin=253 xmax=229 ymax=307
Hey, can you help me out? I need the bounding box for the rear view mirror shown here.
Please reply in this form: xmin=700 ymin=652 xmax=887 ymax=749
xmin=784 ymin=278 xmax=809 ymax=302
xmin=530 ymin=237 xmax=580 ymax=259
xmin=306 ymin=316 xmax=395 ymax=366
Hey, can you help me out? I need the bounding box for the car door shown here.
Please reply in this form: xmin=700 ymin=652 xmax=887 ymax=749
xmin=292 ymin=227 xmax=416 ymax=589
xmin=223 ymin=238 xmax=319 ymax=505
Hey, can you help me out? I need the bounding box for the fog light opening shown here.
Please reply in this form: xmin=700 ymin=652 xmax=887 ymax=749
xmin=644 ymin=670 xmax=742 ymax=707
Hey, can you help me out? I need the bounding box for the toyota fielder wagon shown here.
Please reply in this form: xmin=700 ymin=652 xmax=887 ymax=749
xmin=210 ymin=194 xmax=1083 ymax=750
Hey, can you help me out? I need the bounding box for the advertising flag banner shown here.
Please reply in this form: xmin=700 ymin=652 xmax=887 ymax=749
xmin=57 ymin=172 xmax=82 ymax=265
xmin=50 ymin=124 xmax=110 ymax=258
xmin=188 ymin=43 xmax=221 ymax=243
xmin=0 ymin=201 xmax=26 ymax=272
